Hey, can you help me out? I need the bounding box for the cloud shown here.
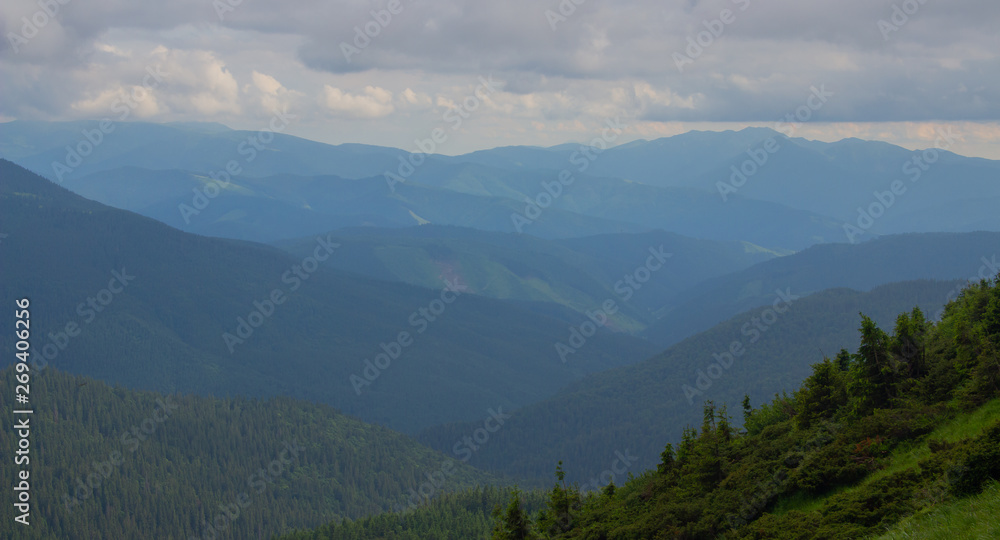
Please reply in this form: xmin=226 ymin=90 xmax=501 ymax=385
xmin=0 ymin=0 xmax=998 ymax=155
xmin=243 ymin=71 xmax=304 ymax=115
xmin=152 ymin=47 xmax=241 ymax=116
xmin=398 ymin=88 xmax=432 ymax=109
xmin=321 ymin=85 xmax=395 ymax=118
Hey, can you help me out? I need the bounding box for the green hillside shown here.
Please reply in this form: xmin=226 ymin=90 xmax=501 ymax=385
xmin=875 ymin=480 xmax=1000 ymax=539
xmin=275 ymin=226 xmax=775 ymax=333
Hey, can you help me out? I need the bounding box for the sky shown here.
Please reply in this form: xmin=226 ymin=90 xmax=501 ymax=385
xmin=2 ymin=0 xmax=999 ymax=158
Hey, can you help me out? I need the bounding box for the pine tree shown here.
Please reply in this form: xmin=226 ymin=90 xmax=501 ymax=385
xmin=658 ymin=443 xmax=676 ymax=475
xmin=535 ymin=462 xmax=579 ymax=537
xmin=491 ymin=489 xmax=536 ymax=540
xmin=850 ymin=314 xmax=895 ymax=413
xmin=891 ymin=307 xmax=929 ymax=378
xmin=796 ymin=358 xmax=847 ymax=429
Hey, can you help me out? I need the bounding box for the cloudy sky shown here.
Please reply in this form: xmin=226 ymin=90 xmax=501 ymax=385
xmin=2 ymin=0 xmax=998 ymax=157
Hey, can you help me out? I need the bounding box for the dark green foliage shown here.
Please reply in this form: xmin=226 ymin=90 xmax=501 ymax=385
xmin=277 ymin=487 xmax=543 ymax=540
xmin=492 ymin=489 xmax=538 ymax=540
xmin=739 ymin=392 xmax=795 ymax=436
xmin=657 ymin=444 xmax=676 ymax=476
xmin=534 ymin=463 xmax=582 ymax=537
xmin=834 ymin=348 xmax=852 ymax=371
xmin=891 ymin=307 xmax=929 ymax=379
xmin=850 ymin=314 xmax=895 ymax=414
xmin=795 ymin=359 xmax=848 ymax=429
xmin=950 ymin=421 xmax=1000 ymax=496
xmin=0 ymin=368 xmax=495 ymax=539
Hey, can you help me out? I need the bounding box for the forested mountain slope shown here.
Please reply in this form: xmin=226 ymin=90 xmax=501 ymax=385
xmin=418 ymin=280 xmax=966 ymax=483
xmin=275 ymin=226 xmax=776 ymax=333
xmin=0 ymin=368 xmax=496 ymax=539
xmin=0 ymin=160 xmax=658 ymax=433
xmin=642 ymin=232 xmax=1000 ymax=347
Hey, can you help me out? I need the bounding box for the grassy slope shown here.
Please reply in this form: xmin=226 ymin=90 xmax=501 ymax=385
xmin=772 ymin=399 xmax=1000 ymax=516
xmin=874 ymin=480 xmax=1000 ymax=539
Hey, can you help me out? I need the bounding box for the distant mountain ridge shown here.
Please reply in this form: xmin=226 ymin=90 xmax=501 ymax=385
xmin=642 ymin=231 xmax=1000 ymax=347
xmin=4 ymin=121 xmax=998 ymax=250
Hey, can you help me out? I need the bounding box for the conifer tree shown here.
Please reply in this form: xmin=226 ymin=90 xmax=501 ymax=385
xmin=850 ymin=314 xmax=895 ymax=413
xmin=491 ymin=489 xmax=536 ymax=540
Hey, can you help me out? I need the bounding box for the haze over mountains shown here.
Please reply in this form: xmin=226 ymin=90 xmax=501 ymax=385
xmin=7 ymin=121 xmax=1000 ymax=252
xmin=0 ymin=160 xmax=665 ymax=434
xmin=2 ymin=120 xmax=999 ymax=537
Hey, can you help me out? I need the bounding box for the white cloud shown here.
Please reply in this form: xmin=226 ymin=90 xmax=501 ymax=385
xmin=242 ymin=71 xmax=304 ymax=115
xmin=321 ymin=85 xmax=395 ymax=118
xmin=398 ymin=88 xmax=432 ymax=109
xmin=151 ymin=47 xmax=241 ymax=116
xmin=251 ymin=71 xmax=283 ymax=96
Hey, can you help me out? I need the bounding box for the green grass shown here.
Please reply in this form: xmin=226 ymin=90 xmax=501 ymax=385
xmin=770 ymin=484 xmax=848 ymax=515
xmin=772 ymin=399 xmax=1000 ymax=516
xmin=872 ymin=480 xmax=1000 ymax=539
xmin=864 ymin=399 xmax=1000 ymax=484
